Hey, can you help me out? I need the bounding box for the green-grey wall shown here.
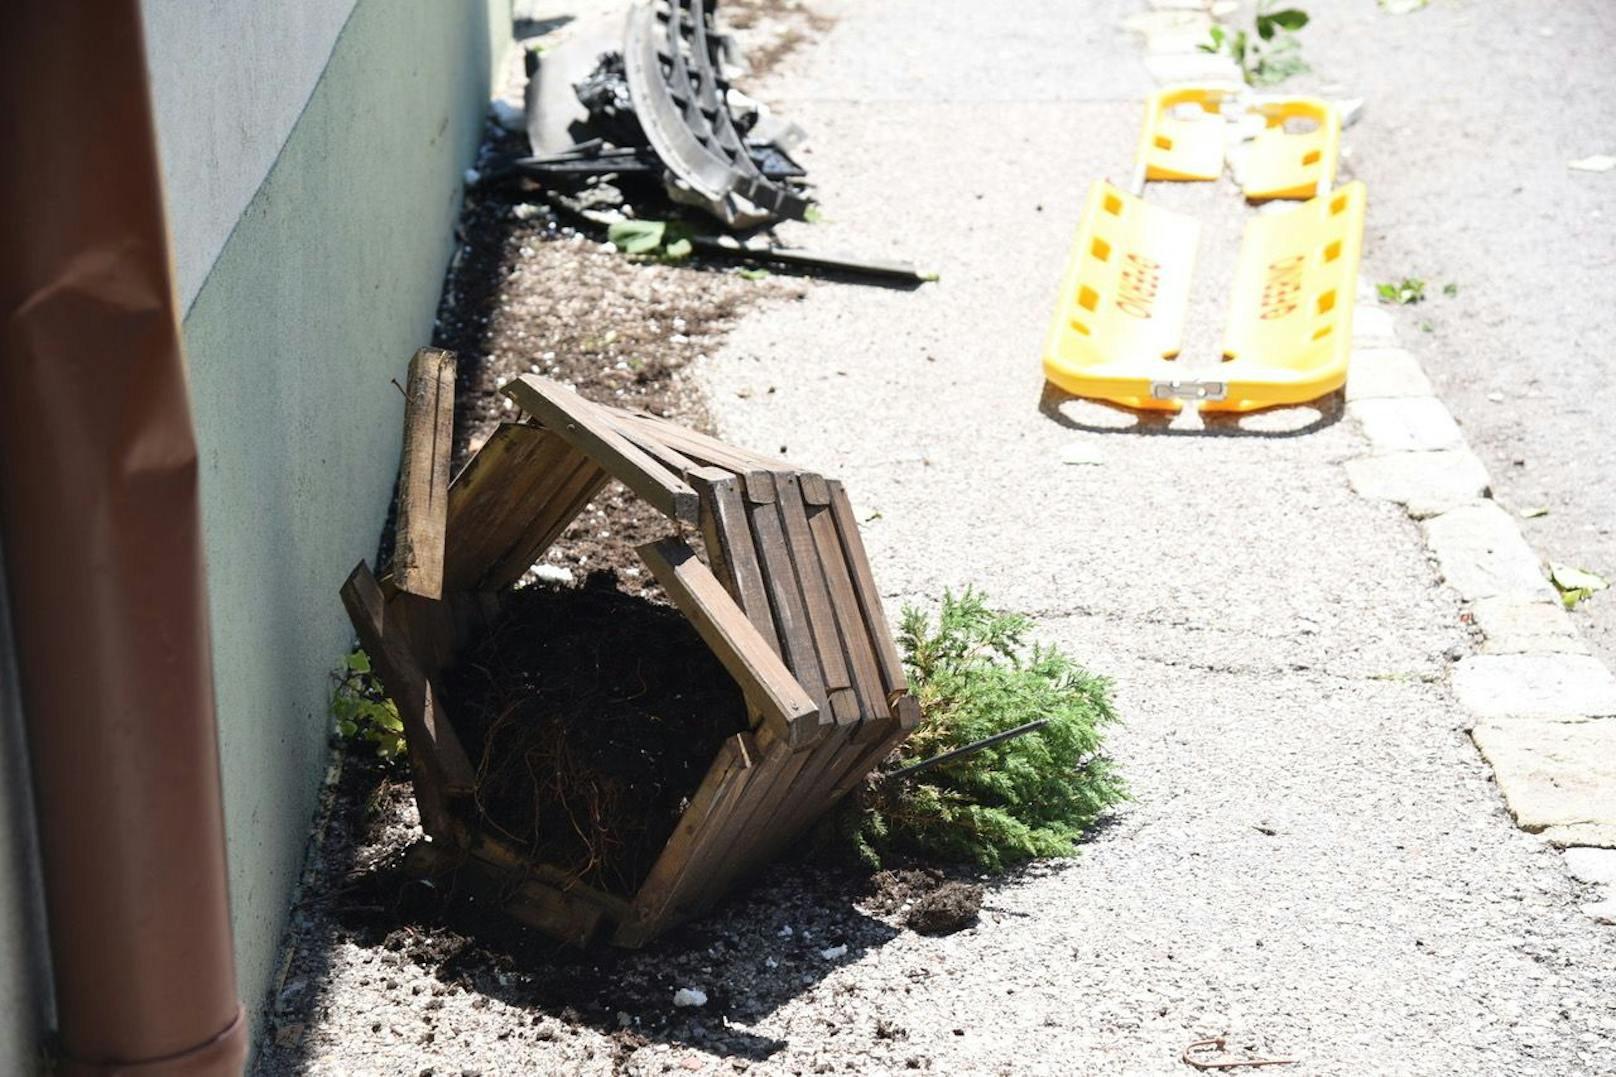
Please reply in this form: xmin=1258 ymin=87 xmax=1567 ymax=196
xmin=180 ymin=0 xmax=507 ymax=1036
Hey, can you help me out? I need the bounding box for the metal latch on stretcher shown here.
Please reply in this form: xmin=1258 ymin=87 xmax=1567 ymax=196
xmin=1150 ymin=380 xmax=1228 ymax=402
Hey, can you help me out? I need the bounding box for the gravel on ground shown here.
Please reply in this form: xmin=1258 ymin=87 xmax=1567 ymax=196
xmin=255 ymin=2 xmax=1616 ymax=1074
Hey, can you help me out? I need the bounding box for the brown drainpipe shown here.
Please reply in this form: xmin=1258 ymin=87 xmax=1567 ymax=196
xmin=0 ymin=3 xmax=248 ymax=1074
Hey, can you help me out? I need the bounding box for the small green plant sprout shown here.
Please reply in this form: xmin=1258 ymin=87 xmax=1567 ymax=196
xmin=1550 ymin=563 xmax=1609 ymax=610
xmin=846 ymin=588 xmax=1126 ymax=871
xmin=1377 ymin=277 xmax=1427 ymax=305
xmin=331 ymin=648 xmax=407 ymax=760
xmin=606 ymin=218 xmax=694 ymax=263
xmin=1200 ymin=3 xmax=1310 ymax=86
xmin=1442 ymin=282 xmax=1459 ymax=298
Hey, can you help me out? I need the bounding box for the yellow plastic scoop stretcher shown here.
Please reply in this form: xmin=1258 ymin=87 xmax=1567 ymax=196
xmin=1042 ymin=86 xmax=1365 ymax=414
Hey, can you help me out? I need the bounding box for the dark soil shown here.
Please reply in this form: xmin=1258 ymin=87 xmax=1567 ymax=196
xmin=426 ymin=127 xmax=807 ymax=596
xmin=440 ymin=570 xmax=749 ymax=894
xmin=903 ymin=881 xmax=983 ymax=936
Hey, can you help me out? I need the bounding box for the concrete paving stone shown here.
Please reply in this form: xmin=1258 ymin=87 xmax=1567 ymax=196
xmin=1343 ymin=448 xmax=1490 ymax=519
xmin=1147 ymin=0 xmax=1212 ymax=10
xmin=1454 ymin=654 xmax=1616 ymax=720
xmin=1348 ymin=397 xmax=1463 ymax=453
xmin=1142 ymin=52 xmax=1241 ymax=85
xmin=1423 ymin=502 xmax=1557 ymax=603
xmin=1345 ymin=347 xmax=1434 ymax=401
xmin=1122 ymin=9 xmax=1209 ymax=35
xmin=1564 ymin=846 xmax=1616 ymax=886
xmin=1352 ymin=305 xmax=1398 ymax=345
xmin=1472 ymin=718 xmax=1616 ymax=844
xmin=1544 ymin=823 xmax=1616 ymax=848
xmin=1471 ymin=596 xmax=1591 ymax=656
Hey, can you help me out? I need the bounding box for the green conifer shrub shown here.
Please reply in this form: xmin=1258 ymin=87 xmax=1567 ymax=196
xmin=846 ymin=588 xmax=1126 ymax=871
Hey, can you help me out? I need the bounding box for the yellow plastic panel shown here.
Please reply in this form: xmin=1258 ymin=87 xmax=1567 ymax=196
xmin=1211 ymin=181 xmax=1367 ymax=412
xmin=1042 ymin=180 xmax=1200 ymax=411
xmin=1138 ymin=86 xmax=1229 ymax=182
xmin=1243 ymin=97 xmax=1339 ymax=201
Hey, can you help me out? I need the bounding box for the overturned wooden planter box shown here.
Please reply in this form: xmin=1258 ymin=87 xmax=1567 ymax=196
xmin=342 ymin=350 xmax=920 ymax=947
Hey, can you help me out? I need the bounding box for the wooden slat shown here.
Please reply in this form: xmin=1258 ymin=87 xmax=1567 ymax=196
xmin=503 ymin=881 xmax=607 ymax=948
xmin=806 ymin=499 xmax=890 ymax=723
xmin=467 ymin=835 xmax=634 ymax=919
xmin=637 ymin=538 xmax=821 ymax=750
xmin=609 ymin=418 xmax=703 ymax=480
xmin=744 ymin=470 xmax=777 ymax=504
xmin=823 ymin=694 xmax=923 ymax=807
xmin=339 ymin=562 xmax=476 ymax=843
xmin=503 ymin=375 xmax=699 ymax=524
xmin=480 ymin=457 xmax=610 ymax=592
xmin=442 ymin=424 xmax=568 ymax=591
xmin=827 ymin=480 xmax=908 ymax=702
xmin=393 ymin=347 xmax=456 ymax=598
xmin=747 ymin=495 xmax=828 ymax=715
xmin=687 ymin=467 xmax=777 ymax=650
xmin=799 ymin=473 xmax=831 ymax=506
xmin=631 ymin=732 xmax=762 ymax=934
xmin=618 ymin=408 xmax=795 ymax=472
xmin=612 ymin=735 xmax=755 ymax=946
xmin=774 ymin=475 xmax=855 ymax=706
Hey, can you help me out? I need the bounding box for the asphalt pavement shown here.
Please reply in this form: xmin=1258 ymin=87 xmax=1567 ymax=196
xmin=691 ymin=1 xmax=1616 ymax=1071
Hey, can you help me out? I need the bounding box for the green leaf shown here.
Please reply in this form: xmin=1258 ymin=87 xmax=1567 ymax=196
xmin=1550 ymin=563 xmax=1608 ymax=609
xmin=803 ymin=204 xmax=824 ymax=224
xmin=1520 ymin=506 xmax=1550 ymax=519
xmin=1265 ymin=9 xmax=1310 ymax=31
xmin=346 ymin=649 xmax=371 ymax=673
xmin=607 ymin=219 xmax=667 ymax=255
xmin=1442 ymin=282 xmax=1459 ymax=297
xmin=662 ymin=236 xmax=693 ymax=262
xmin=336 ymin=719 xmax=358 ymax=738
xmin=738 ymin=267 xmax=771 ymax=281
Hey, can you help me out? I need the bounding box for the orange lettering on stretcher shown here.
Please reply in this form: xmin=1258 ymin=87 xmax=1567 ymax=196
xmin=1117 ymin=252 xmax=1161 ymax=319
xmin=1259 ymin=255 xmax=1305 ymax=320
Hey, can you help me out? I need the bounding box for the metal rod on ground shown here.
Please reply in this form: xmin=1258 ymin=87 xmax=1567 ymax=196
xmin=880 ymin=719 xmax=1050 ymax=783
xmin=689 ymin=235 xmax=938 ymax=285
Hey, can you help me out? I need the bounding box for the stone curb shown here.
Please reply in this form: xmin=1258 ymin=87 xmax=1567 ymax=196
xmin=1340 ymin=301 xmax=1616 ymax=918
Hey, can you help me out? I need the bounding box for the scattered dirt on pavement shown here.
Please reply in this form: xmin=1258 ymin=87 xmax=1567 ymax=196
xmin=441 ymin=570 xmax=749 ymax=894
xmin=903 ymin=882 xmax=983 ymax=936
xmin=723 ymin=0 xmax=836 ymax=77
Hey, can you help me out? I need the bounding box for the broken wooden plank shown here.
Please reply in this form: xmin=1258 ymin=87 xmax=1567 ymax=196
xmin=339 ymin=561 xmax=476 ymax=844
xmin=827 ymin=480 xmax=908 ymax=702
xmin=637 ymin=537 xmax=821 ymax=750
xmin=503 ymin=375 xmax=699 ymax=524
xmin=393 ymin=347 xmax=457 ymax=598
